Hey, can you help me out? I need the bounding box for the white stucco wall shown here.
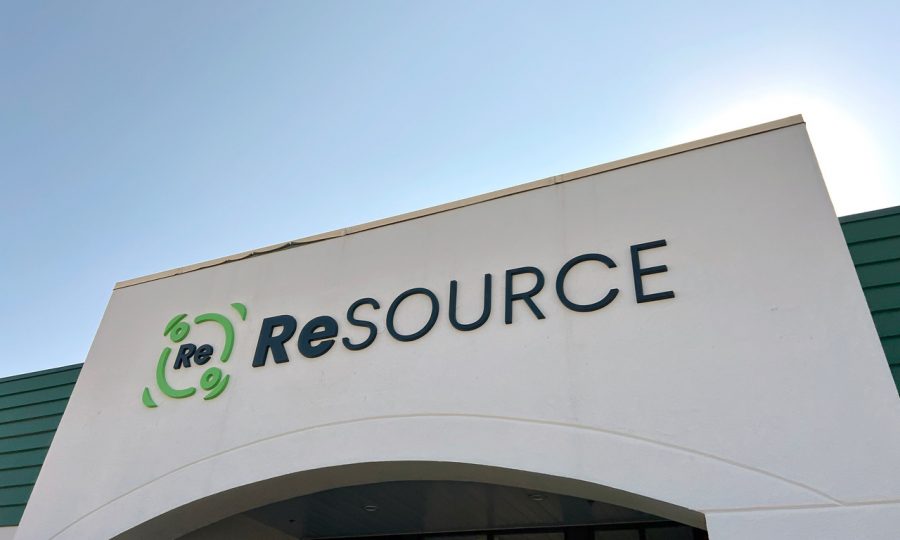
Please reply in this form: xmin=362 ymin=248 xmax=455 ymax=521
xmin=16 ymin=120 xmax=900 ymax=539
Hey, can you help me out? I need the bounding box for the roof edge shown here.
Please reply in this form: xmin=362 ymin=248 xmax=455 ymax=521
xmin=0 ymin=363 xmax=83 ymax=385
xmin=839 ymin=205 xmax=900 ymax=224
xmin=116 ymin=114 xmax=805 ymax=290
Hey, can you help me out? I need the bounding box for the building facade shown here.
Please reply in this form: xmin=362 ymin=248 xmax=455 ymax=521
xmin=2 ymin=116 xmax=900 ymax=539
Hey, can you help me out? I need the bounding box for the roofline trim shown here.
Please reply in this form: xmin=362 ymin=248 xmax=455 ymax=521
xmin=115 ymin=114 xmax=805 ymax=290
xmin=839 ymin=205 xmax=900 ymax=224
xmin=0 ymin=364 xmax=83 ymax=386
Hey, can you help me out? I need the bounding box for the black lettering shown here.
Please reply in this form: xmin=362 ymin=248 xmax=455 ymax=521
xmin=631 ymin=239 xmax=675 ymax=303
xmin=252 ymin=315 xmax=297 ymax=367
xmin=173 ymin=343 xmax=196 ymax=369
xmin=342 ymin=298 xmax=380 ymax=351
xmin=298 ymin=315 xmax=338 ymax=358
xmin=194 ymin=344 xmax=214 ymax=365
xmin=449 ymin=274 xmax=492 ymax=331
xmin=556 ymin=253 xmax=619 ymax=312
xmin=387 ymin=287 xmax=439 ymax=342
xmin=505 ymin=266 xmax=546 ymax=324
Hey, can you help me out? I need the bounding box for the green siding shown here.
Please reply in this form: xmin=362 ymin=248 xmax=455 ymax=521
xmin=0 ymin=466 xmax=43 ymax=486
xmin=0 ymin=415 xmax=65 ymax=440
xmin=854 ymin=259 xmax=900 ymax=289
xmin=0 ymin=505 xmax=26 ymax=526
xmin=846 ymin=236 xmax=900 ymax=265
xmin=841 ymin=205 xmax=900 ymax=393
xmin=0 ymin=364 xmax=80 ymax=526
xmin=0 ymin=432 xmax=56 ymax=455
xmin=0 ymin=368 xmax=80 ymax=396
xmin=861 ymin=283 xmax=900 ymax=313
xmin=0 ymin=383 xmax=77 ymax=411
xmin=0 ymin=485 xmax=33 ymax=507
xmin=892 ymin=365 xmax=900 ymax=392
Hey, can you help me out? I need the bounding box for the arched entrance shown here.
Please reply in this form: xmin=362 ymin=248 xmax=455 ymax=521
xmin=113 ymin=462 xmax=706 ymax=539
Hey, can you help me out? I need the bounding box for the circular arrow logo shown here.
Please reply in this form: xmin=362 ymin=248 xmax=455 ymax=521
xmin=141 ymin=302 xmax=247 ymax=408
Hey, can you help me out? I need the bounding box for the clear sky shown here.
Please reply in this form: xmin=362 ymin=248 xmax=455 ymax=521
xmin=2 ymin=1 xmax=899 ymax=377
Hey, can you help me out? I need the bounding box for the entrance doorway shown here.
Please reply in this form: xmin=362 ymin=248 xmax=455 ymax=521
xmin=182 ymin=480 xmax=706 ymax=540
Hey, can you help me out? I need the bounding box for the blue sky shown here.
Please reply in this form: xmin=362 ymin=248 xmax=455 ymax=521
xmin=2 ymin=1 xmax=899 ymax=377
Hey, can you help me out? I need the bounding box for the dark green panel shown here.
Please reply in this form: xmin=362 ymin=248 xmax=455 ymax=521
xmin=846 ymin=235 xmax=900 ymax=265
xmin=0 ymin=415 xmax=63 ymax=439
xmin=0 ymin=485 xmax=33 ymax=506
xmin=872 ymin=310 xmax=900 ymax=339
xmin=841 ymin=205 xmax=900 ymax=394
xmin=0 ymin=448 xmax=48 ymax=471
xmin=0 ymin=399 xmax=69 ymax=425
xmin=0 ymin=431 xmax=56 ymax=456
xmin=0 ymin=383 xmax=76 ymax=412
xmin=0 ymin=504 xmax=25 ymax=527
xmin=841 ymin=212 xmax=900 ymax=244
xmin=881 ymin=336 xmax=900 ymax=365
xmin=840 ymin=206 xmax=900 ymax=223
xmin=892 ymin=365 xmax=900 ymax=394
xmin=0 ymin=431 xmax=55 ymax=454
xmin=0 ymin=366 xmax=81 ymax=398
xmin=862 ymin=284 xmax=900 ymax=313
xmin=855 ymin=259 xmax=900 ymax=289
xmin=0 ymin=365 xmax=81 ymax=526
xmin=0 ymin=466 xmax=41 ymax=488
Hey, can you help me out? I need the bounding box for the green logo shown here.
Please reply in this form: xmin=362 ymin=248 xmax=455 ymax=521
xmin=141 ymin=302 xmax=247 ymax=408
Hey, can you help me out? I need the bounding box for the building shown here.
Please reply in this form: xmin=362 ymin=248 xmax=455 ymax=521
xmin=2 ymin=116 xmax=899 ymax=539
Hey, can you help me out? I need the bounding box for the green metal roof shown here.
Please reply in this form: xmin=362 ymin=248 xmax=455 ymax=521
xmin=0 ymin=363 xmax=81 ymax=526
xmin=0 ymin=205 xmax=898 ymax=527
xmin=840 ymin=204 xmax=900 ymax=393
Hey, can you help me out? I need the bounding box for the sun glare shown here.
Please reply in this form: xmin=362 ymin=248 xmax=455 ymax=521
xmin=676 ymin=95 xmax=890 ymax=216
